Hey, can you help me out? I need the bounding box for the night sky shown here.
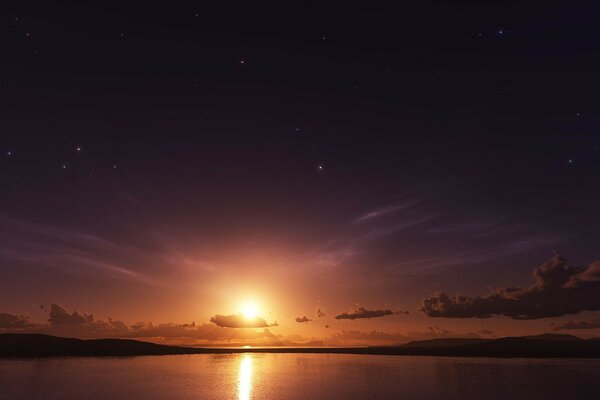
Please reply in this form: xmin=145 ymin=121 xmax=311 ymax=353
xmin=1 ymin=1 xmax=600 ymax=346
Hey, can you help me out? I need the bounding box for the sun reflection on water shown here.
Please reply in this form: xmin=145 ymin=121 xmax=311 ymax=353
xmin=238 ymin=354 xmax=253 ymax=400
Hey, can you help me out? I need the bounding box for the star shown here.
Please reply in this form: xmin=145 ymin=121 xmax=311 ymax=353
xmin=240 ymin=59 xmax=246 ymax=65
xmin=61 ymin=164 xmax=68 ymax=169
xmin=568 ymin=159 xmax=574 ymax=165
xmin=76 ymin=146 xmax=82 ymax=152
xmin=6 ymin=151 xmax=12 ymax=156
xmin=24 ymin=32 xmax=31 ymax=39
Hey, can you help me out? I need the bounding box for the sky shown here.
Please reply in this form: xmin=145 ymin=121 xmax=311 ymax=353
xmin=1 ymin=1 xmax=600 ymax=346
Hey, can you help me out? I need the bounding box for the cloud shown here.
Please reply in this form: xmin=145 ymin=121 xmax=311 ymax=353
xmin=295 ymin=316 xmax=312 ymax=323
xmin=0 ymin=313 xmax=33 ymax=329
xmin=420 ymin=254 xmax=600 ymax=320
xmin=0 ymin=216 xmax=175 ymax=287
xmin=565 ymin=261 xmax=600 ymax=287
xmin=0 ymin=305 xmax=130 ymax=338
xmin=0 ymin=304 xmax=489 ymax=347
xmin=209 ymin=313 xmax=276 ymax=328
xmin=353 ymin=203 xmax=414 ymax=224
xmin=49 ymin=304 xmax=94 ymax=325
xmin=478 ymin=329 xmax=494 ymax=335
xmin=0 ymin=304 xmax=290 ymax=346
xmin=334 ymin=307 xmax=408 ymax=320
xmin=316 ymin=307 xmax=326 ymax=317
xmin=330 ymin=326 xmax=482 ymax=345
xmin=331 ymin=330 xmax=408 ymax=342
xmin=552 ymin=318 xmax=600 ymax=331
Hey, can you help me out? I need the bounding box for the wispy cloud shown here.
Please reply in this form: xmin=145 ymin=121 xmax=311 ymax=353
xmin=0 ymin=216 xmax=189 ymax=287
xmin=300 ymin=189 xmax=566 ymax=279
xmin=382 ymin=233 xmax=566 ymax=274
xmin=353 ymin=202 xmax=416 ymax=224
xmin=302 ymin=201 xmax=432 ymax=270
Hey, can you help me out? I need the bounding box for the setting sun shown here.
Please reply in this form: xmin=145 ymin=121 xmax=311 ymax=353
xmin=241 ymin=303 xmax=259 ymax=319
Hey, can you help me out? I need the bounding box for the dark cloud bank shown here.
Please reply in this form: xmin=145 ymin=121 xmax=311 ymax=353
xmin=0 ymin=305 xmax=284 ymax=345
xmin=335 ymin=307 xmax=409 ymax=320
xmin=0 ymin=313 xmax=32 ymax=329
xmin=421 ymin=255 xmax=600 ymax=320
xmin=552 ymin=318 xmax=600 ymax=331
xmin=0 ymin=305 xmax=500 ymax=346
xmin=49 ymin=304 xmax=93 ymax=324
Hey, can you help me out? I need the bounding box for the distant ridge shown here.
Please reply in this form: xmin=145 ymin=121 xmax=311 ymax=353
xmin=0 ymin=334 xmax=200 ymax=357
xmin=400 ymin=338 xmax=491 ymax=348
xmin=399 ymin=334 xmax=582 ymax=348
xmin=523 ymin=333 xmax=582 ymax=341
xmin=2 ymin=333 xmax=600 ymax=358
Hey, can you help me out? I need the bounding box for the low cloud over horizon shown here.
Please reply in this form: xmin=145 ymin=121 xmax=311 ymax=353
xmin=0 ymin=305 xmax=289 ymax=346
xmin=420 ymin=255 xmax=600 ymax=320
xmin=335 ymin=307 xmax=409 ymax=320
xmin=2 ymin=301 xmax=597 ymax=346
xmin=552 ymin=318 xmax=600 ymax=331
xmin=0 ymin=313 xmax=32 ymax=329
xmin=209 ymin=314 xmax=277 ymax=329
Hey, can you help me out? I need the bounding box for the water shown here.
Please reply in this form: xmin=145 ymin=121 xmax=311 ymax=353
xmin=1 ymin=354 xmax=599 ymax=399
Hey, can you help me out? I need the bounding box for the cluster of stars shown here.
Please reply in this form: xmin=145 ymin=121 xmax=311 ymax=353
xmin=470 ymin=28 xmax=510 ymax=39
xmin=5 ymin=143 xmax=119 ymax=180
xmin=8 ymin=7 xmax=596 ymax=180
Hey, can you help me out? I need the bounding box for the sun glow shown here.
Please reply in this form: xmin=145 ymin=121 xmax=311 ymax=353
xmin=241 ymin=302 xmax=260 ymax=319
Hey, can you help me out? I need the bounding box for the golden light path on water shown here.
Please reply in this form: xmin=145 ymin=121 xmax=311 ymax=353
xmin=238 ymin=354 xmax=253 ymax=400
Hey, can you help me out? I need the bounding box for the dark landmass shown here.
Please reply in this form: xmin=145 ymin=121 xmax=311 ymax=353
xmin=396 ymin=334 xmax=582 ymax=348
xmin=2 ymin=333 xmax=600 ymax=358
xmin=398 ymin=338 xmax=492 ymax=348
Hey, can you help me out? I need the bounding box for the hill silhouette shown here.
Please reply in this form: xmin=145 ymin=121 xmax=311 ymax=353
xmin=2 ymin=333 xmax=600 ymax=358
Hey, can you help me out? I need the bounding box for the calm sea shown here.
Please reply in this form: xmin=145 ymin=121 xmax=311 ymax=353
xmin=1 ymin=353 xmax=599 ymax=399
